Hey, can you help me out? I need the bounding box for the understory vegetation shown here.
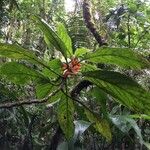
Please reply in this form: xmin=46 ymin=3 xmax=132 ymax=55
xmin=0 ymin=0 xmax=150 ymax=149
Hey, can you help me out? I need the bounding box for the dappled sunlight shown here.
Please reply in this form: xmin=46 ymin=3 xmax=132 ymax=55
xmin=65 ymin=0 xmax=75 ymax=12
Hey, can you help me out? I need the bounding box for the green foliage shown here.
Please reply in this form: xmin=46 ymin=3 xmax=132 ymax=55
xmin=0 ymin=43 xmax=40 ymax=64
xmin=75 ymin=47 xmax=89 ymax=57
xmin=0 ymin=62 xmax=44 ymax=84
xmin=83 ymin=47 xmax=150 ymax=69
xmin=35 ymin=83 xmax=53 ymax=99
xmin=32 ymin=16 xmax=72 ymax=58
xmin=42 ymin=58 xmax=62 ymax=78
xmin=111 ymin=115 xmax=142 ymax=138
xmin=83 ymin=70 xmax=150 ymax=115
xmin=0 ymin=2 xmax=150 ymax=148
xmin=57 ymin=93 xmax=75 ymax=140
xmin=85 ymin=109 xmax=112 ymax=141
xmin=57 ymin=23 xmax=73 ymax=57
xmin=111 ymin=115 xmax=150 ymax=149
xmin=89 ymin=87 xmax=108 ymax=117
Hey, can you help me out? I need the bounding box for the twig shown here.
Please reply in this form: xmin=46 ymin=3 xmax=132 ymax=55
xmin=0 ymin=88 xmax=60 ymax=109
xmin=127 ymin=14 xmax=131 ymax=48
xmin=134 ymin=28 xmax=149 ymax=49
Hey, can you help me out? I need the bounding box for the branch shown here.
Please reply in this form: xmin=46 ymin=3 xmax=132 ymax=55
xmin=70 ymin=80 xmax=92 ymax=97
xmin=0 ymin=88 xmax=60 ymax=109
xmin=83 ymin=0 xmax=107 ymax=46
xmin=62 ymin=89 xmax=93 ymax=114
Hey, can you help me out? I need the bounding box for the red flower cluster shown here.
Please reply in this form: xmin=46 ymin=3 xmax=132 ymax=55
xmin=62 ymin=58 xmax=81 ymax=78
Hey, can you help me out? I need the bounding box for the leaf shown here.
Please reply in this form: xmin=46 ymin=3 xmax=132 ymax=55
xmin=0 ymin=43 xmax=41 ymax=64
xmin=110 ymin=115 xmax=150 ymax=147
xmin=0 ymin=62 xmax=44 ymax=84
xmin=89 ymin=87 xmax=108 ymax=117
xmin=83 ymin=70 xmax=150 ymax=115
xmin=110 ymin=115 xmax=143 ymax=140
xmin=42 ymin=59 xmax=62 ymax=78
xmin=32 ymin=16 xmax=68 ymax=58
xmin=57 ymin=23 xmax=73 ymax=57
xmin=0 ymin=43 xmax=60 ymax=77
xmin=57 ymin=93 xmax=74 ymax=140
xmin=81 ymin=63 xmax=97 ymax=72
xmin=83 ymin=47 xmax=150 ymax=69
xmin=144 ymin=142 xmax=150 ymax=150
xmin=129 ymin=114 xmax=150 ymax=120
xmin=48 ymin=90 xmax=63 ymax=103
xmin=44 ymin=35 xmax=54 ymax=50
xmin=85 ymin=109 xmax=112 ymax=141
xmin=35 ymin=83 xmax=53 ymax=99
xmin=74 ymin=47 xmax=89 ymax=57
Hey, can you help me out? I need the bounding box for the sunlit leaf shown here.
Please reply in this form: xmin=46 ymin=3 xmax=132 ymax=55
xmin=75 ymin=47 xmax=89 ymax=57
xmin=129 ymin=114 xmax=150 ymax=120
xmin=0 ymin=62 xmax=44 ymax=84
xmin=32 ymin=16 xmax=68 ymax=58
xmin=0 ymin=43 xmax=60 ymax=77
xmin=144 ymin=142 xmax=150 ymax=150
xmin=57 ymin=23 xmax=73 ymax=57
xmin=0 ymin=43 xmax=41 ymax=64
xmin=83 ymin=47 xmax=150 ymax=69
xmin=81 ymin=63 xmax=97 ymax=72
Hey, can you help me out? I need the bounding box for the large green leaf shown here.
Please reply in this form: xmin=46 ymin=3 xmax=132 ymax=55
xmin=57 ymin=94 xmax=74 ymax=140
xmin=32 ymin=16 xmax=68 ymax=58
xmin=0 ymin=62 xmax=44 ymax=84
xmin=75 ymin=47 xmax=89 ymax=57
xmin=35 ymin=80 xmax=62 ymax=102
xmin=89 ymin=87 xmax=108 ymax=117
xmin=85 ymin=109 xmax=112 ymax=141
xmin=42 ymin=59 xmax=62 ymax=79
xmin=0 ymin=43 xmax=60 ymax=77
xmin=35 ymin=83 xmax=53 ymax=99
xmin=57 ymin=23 xmax=73 ymax=57
xmin=83 ymin=70 xmax=150 ymax=115
xmin=83 ymin=47 xmax=150 ymax=69
xmin=0 ymin=43 xmax=41 ymax=63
